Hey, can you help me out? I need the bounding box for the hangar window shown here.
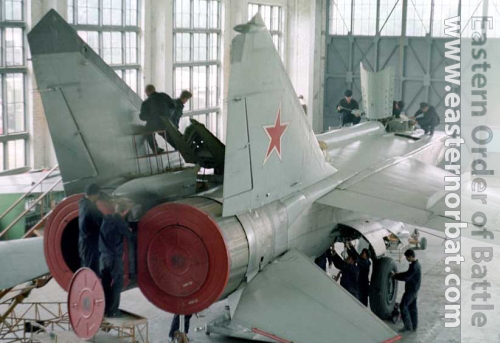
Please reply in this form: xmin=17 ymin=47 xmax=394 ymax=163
xmin=330 ymin=0 xmax=464 ymax=37
xmin=0 ymin=0 xmax=27 ymax=172
xmin=379 ymin=0 xmax=402 ymax=36
xmin=405 ymin=0 xmax=431 ymax=36
xmin=488 ymin=1 xmax=500 ymax=38
xmin=69 ymin=0 xmax=141 ymax=93
xmin=248 ymin=3 xmax=284 ymax=60
xmin=460 ymin=0 xmax=484 ymax=38
xmin=329 ymin=0 xmax=352 ymax=35
xmin=432 ymin=0 xmax=459 ymax=37
xmin=353 ymin=0 xmax=377 ymax=35
xmin=173 ymin=0 xmax=222 ymax=138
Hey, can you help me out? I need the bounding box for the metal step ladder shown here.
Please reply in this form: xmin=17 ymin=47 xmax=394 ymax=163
xmin=0 ymin=165 xmax=62 ymax=240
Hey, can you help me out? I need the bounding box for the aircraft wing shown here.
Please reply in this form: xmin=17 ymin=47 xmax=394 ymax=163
xmin=317 ymin=157 xmax=500 ymax=244
xmin=230 ymin=249 xmax=400 ymax=343
xmin=0 ymin=237 xmax=49 ymax=289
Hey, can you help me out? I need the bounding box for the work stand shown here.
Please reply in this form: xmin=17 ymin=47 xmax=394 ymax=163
xmin=2 ymin=303 xmax=149 ymax=343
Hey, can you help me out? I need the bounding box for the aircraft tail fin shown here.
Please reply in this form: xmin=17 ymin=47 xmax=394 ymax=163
xmin=28 ymin=10 xmax=144 ymax=195
xmin=222 ymin=14 xmax=336 ymax=217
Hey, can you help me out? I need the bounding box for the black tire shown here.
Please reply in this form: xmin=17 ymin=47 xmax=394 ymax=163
xmin=370 ymin=257 xmax=398 ymax=319
xmin=420 ymin=237 xmax=427 ymax=250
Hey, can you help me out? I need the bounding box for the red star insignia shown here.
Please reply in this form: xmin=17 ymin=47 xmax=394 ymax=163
xmin=263 ymin=105 xmax=290 ymax=165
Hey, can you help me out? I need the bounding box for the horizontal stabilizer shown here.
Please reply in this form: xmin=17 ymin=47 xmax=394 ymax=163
xmin=0 ymin=237 xmax=48 ymax=289
xmin=231 ymin=249 xmax=400 ymax=343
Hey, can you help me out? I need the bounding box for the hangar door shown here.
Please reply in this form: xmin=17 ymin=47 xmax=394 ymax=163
xmin=323 ymin=0 xmax=462 ymax=130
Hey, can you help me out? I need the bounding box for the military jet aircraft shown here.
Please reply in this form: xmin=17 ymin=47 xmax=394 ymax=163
xmin=3 ymin=9 xmax=500 ymax=343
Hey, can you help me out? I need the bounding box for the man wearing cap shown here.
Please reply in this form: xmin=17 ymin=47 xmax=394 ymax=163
xmin=392 ymin=100 xmax=405 ymax=118
xmin=411 ymin=102 xmax=440 ymax=135
xmin=336 ymin=90 xmax=360 ymax=127
xmin=78 ymin=183 xmax=104 ymax=275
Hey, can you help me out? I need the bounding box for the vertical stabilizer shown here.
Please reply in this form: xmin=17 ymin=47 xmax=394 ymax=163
xmin=222 ymin=14 xmax=336 ymax=217
xmin=28 ymin=10 xmax=143 ymax=195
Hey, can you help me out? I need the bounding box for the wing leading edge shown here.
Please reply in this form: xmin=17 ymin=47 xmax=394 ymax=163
xmin=317 ymin=158 xmax=500 ymax=245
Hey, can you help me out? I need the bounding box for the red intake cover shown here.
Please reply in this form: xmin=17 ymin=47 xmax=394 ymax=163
xmin=44 ymin=194 xmax=113 ymax=291
xmin=68 ymin=268 xmax=105 ymax=340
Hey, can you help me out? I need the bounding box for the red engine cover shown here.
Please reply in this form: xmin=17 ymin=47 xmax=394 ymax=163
xmin=138 ymin=202 xmax=230 ymax=314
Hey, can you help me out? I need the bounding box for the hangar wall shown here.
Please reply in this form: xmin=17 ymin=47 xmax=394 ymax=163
xmin=322 ymin=0 xmax=471 ymax=131
xmin=323 ymin=34 xmax=453 ymax=130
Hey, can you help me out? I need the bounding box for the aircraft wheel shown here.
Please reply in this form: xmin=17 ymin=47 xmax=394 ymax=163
xmin=420 ymin=237 xmax=427 ymax=250
xmin=370 ymin=257 xmax=398 ymax=319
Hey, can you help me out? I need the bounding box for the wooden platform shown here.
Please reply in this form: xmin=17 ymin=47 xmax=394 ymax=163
xmin=32 ymin=310 xmax=149 ymax=343
xmin=34 ymin=331 xmax=124 ymax=343
xmin=103 ymin=310 xmax=147 ymax=326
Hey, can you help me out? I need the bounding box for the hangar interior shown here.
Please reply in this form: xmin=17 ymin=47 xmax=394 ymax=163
xmin=0 ymin=0 xmax=487 ymax=179
xmin=0 ymin=1 xmax=497 ymax=343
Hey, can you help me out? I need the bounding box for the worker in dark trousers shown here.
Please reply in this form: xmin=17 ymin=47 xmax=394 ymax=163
xmin=357 ymin=248 xmax=372 ymax=307
xmin=411 ymin=102 xmax=440 ymax=135
xmin=78 ymin=183 xmax=103 ymax=276
xmin=391 ymin=249 xmax=421 ymax=333
xmin=168 ymin=314 xmax=193 ymax=343
xmin=168 ymin=90 xmax=193 ymax=129
xmin=99 ymin=199 xmax=132 ymax=317
xmin=140 ymin=84 xmax=176 ymax=153
xmin=314 ymin=244 xmax=335 ymax=272
xmin=331 ymin=242 xmax=360 ymax=300
xmin=392 ymin=100 xmax=405 ymax=118
xmin=336 ymin=89 xmax=360 ymax=127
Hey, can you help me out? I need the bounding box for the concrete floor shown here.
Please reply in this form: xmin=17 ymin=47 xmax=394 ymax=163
xmin=28 ymin=230 xmax=461 ymax=343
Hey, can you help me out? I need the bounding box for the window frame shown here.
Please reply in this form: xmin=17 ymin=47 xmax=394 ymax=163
xmin=68 ymin=0 xmax=142 ymax=93
xmin=328 ymin=0 xmax=461 ymax=37
xmin=248 ymin=2 xmax=285 ymax=59
xmin=172 ymin=0 xmax=223 ymax=138
xmin=0 ymin=0 xmax=28 ymax=172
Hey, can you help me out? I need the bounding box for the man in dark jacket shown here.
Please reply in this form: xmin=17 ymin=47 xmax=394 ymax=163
xmin=78 ymin=183 xmax=103 ymax=275
xmin=357 ymin=248 xmax=372 ymax=307
xmin=331 ymin=243 xmax=360 ymax=299
xmin=392 ymin=249 xmax=421 ymax=332
xmin=140 ymin=84 xmax=175 ymax=153
xmin=169 ymin=90 xmax=193 ymax=129
xmin=99 ymin=199 xmax=132 ymax=317
xmin=392 ymin=100 xmax=405 ymax=118
xmin=411 ymin=102 xmax=440 ymax=135
xmin=336 ymin=89 xmax=360 ymax=127
xmin=314 ymin=245 xmax=335 ymax=272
